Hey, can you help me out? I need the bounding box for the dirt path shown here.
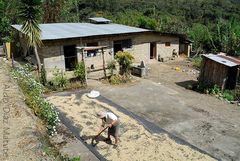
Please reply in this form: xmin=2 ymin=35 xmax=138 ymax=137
xmin=0 ymin=58 xmax=53 ymax=161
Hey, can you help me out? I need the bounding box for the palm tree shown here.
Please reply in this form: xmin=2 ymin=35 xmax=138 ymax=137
xmin=19 ymin=0 xmax=42 ymax=72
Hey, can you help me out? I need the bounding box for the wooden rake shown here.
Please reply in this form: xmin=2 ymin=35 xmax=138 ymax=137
xmin=91 ymin=126 xmax=109 ymax=146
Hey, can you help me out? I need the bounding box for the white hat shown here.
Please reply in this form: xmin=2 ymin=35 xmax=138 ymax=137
xmin=96 ymin=111 xmax=106 ymax=119
xmin=87 ymin=90 xmax=100 ymax=98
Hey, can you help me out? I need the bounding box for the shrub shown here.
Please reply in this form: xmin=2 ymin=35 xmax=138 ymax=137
xmin=194 ymin=81 xmax=209 ymax=93
xmin=52 ymin=68 xmax=68 ymax=88
xmin=209 ymin=84 xmax=221 ymax=95
xmin=223 ymin=90 xmax=235 ymax=101
xmin=190 ymin=56 xmax=202 ymax=69
xmin=107 ymin=60 xmax=116 ymax=76
xmin=109 ymin=74 xmax=131 ymax=85
xmin=109 ymin=74 xmax=121 ymax=85
xmin=61 ymin=155 xmax=80 ymax=161
xmin=11 ymin=64 xmax=59 ymax=134
xmin=115 ymin=51 xmax=134 ymax=75
xmin=193 ymin=81 xmax=237 ymax=102
xmin=40 ymin=64 xmax=47 ymax=86
xmin=74 ymin=61 xmax=86 ymax=83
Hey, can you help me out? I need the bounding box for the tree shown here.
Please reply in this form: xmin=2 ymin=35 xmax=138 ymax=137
xmin=42 ymin=0 xmax=63 ymax=23
xmin=214 ymin=20 xmax=240 ymax=56
xmin=188 ymin=23 xmax=214 ymax=54
xmin=0 ymin=0 xmax=20 ymax=43
xmin=1 ymin=0 xmax=240 ymax=57
xmin=19 ymin=0 xmax=42 ymax=72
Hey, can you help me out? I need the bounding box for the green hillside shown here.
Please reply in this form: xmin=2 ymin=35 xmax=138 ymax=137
xmin=1 ymin=0 xmax=240 ymax=55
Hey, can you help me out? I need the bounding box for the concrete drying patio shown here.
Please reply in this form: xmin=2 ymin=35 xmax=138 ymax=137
xmin=91 ymin=76 xmax=240 ymax=161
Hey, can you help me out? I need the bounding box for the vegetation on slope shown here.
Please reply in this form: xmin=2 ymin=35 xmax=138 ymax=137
xmin=0 ymin=0 xmax=240 ymax=55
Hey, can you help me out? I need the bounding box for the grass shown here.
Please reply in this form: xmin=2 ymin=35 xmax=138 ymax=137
xmin=40 ymin=134 xmax=80 ymax=161
xmin=189 ymin=56 xmax=202 ymax=69
xmin=192 ymin=82 xmax=237 ymax=102
xmin=222 ymin=90 xmax=235 ymax=102
xmin=44 ymin=80 xmax=86 ymax=94
xmin=10 ymin=64 xmax=81 ymax=160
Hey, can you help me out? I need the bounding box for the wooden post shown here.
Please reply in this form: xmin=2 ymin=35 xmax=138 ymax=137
xmin=221 ymin=77 xmax=227 ymax=91
xmin=81 ymin=49 xmax=88 ymax=85
xmin=102 ymin=48 xmax=107 ymax=78
xmin=11 ymin=51 xmax=14 ymax=68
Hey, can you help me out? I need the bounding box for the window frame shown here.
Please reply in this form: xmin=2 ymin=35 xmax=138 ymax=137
xmin=86 ymin=42 xmax=99 ymax=57
xmin=165 ymin=42 xmax=171 ymax=47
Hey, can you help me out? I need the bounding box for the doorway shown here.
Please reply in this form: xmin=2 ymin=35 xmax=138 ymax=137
xmin=226 ymin=66 xmax=238 ymax=89
xmin=113 ymin=41 xmax=123 ymax=56
xmin=64 ymin=45 xmax=77 ymax=71
xmin=150 ymin=42 xmax=157 ymax=59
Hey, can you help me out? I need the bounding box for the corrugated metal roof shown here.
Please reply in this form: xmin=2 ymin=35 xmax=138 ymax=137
xmin=11 ymin=23 xmax=149 ymax=41
xmin=203 ymin=54 xmax=240 ymax=67
xmin=89 ymin=17 xmax=111 ymax=23
xmin=218 ymin=55 xmax=240 ymax=65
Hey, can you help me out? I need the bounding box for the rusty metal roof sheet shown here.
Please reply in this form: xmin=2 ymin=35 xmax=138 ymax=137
xmin=203 ymin=54 xmax=240 ymax=67
xmin=218 ymin=55 xmax=240 ymax=65
xmin=11 ymin=23 xmax=149 ymax=41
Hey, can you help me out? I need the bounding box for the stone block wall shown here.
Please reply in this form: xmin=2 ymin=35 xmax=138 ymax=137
xmin=38 ymin=45 xmax=65 ymax=80
xmin=132 ymin=33 xmax=180 ymax=61
xmin=157 ymin=37 xmax=179 ymax=58
xmin=38 ymin=32 xmax=180 ymax=80
xmin=83 ymin=40 xmax=114 ymax=70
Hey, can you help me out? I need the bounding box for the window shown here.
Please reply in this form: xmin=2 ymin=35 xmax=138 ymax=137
xmin=165 ymin=42 xmax=171 ymax=47
xmin=114 ymin=39 xmax=132 ymax=55
xmin=122 ymin=39 xmax=132 ymax=48
xmin=86 ymin=42 xmax=99 ymax=57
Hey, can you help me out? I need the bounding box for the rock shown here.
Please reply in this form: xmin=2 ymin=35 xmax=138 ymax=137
xmin=219 ymin=97 xmax=224 ymax=101
xmin=230 ymin=101 xmax=238 ymax=104
xmin=51 ymin=134 xmax=66 ymax=145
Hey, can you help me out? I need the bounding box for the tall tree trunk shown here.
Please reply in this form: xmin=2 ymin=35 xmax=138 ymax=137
xmin=33 ymin=42 xmax=41 ymax=72
xmin=75 ymin=0 xmax=80 ymax=22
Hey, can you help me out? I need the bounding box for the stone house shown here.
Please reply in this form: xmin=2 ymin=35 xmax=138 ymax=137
xmin=11 ymin=17 xmax=191 ymax=79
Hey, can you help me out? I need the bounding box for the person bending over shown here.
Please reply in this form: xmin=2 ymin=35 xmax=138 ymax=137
xmin=96 ymin=111 xmax=120 ymax=145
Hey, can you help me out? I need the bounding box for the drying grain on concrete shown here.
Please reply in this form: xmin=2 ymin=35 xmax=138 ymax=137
xmin=47 ymin=94 xmax=216 ymax=161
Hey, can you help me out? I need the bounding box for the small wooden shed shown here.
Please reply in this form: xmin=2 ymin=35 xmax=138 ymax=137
xmin=199 ymin=54 xmax=240 ymax=90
